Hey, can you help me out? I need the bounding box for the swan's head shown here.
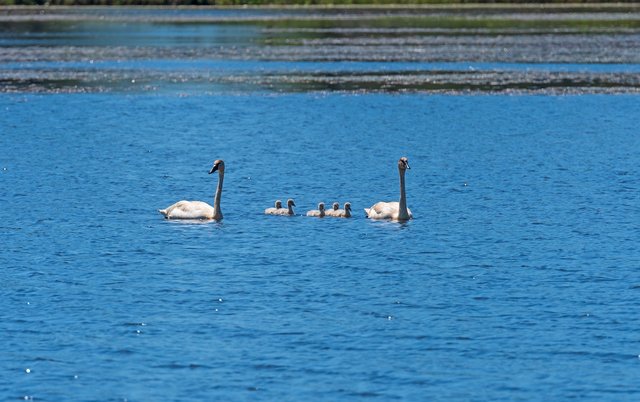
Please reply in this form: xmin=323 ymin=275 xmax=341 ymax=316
xmin=398 ymin=157 xmax=410 ymax=171
xmin=332 ymin=202 xmax=340 ymax=210
xmin=318 ymin=202 xmax=325 ymax=211
xmin=209 ymin=159 xmax=224 ymax=174
xmin=287 ymin=199 xmax=296 ymax=207
xmin=275 ymin=200 xmax=283 ymax=209
xmin=344 ymin=202 xmax=352 ymax=211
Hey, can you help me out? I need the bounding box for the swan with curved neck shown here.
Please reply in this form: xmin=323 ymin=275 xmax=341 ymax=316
xmin=158 ymin=159 xmax=225 ymax=220
xmin=265 ymin=200 xmax=283 ymax=215
xmin=365 ymin=157 xmax=412 ymax=221
xmin=306 ymin=202 xmax=326 ymax=217
xmin=272 ymin=199 xmax=296 ymax=216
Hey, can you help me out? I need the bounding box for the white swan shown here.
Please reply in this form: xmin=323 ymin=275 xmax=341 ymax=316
xmin=327 ymin=202 xmax=352 ymax=218
xmin=365 ymin=157 xmax=413 ymax=221
xmin=325 ymin=202 xmax=340 ymax=217
xmin=158 ymin=159 xmax=225 ymax=221
xmin=306 ymin=202 xmax=326 ymax=217
xmin=264 ymin=200 xmax=283 ymax=215
xmin=271 ymin=199 xmax=296 ymax=216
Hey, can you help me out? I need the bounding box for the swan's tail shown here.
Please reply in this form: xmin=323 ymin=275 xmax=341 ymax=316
xmin=364 ymin=208 xmax=370 ymax=218
xmin=158 ymin=209 xmax=168 ymax=217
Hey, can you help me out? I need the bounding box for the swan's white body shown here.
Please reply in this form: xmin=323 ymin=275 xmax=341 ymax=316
xmin=306 ymin=202 xmax=326 ymax=217
xmin=159 ymin=160 xmax=224 ymax=221
xmin=265 ymin=200 xmax=283 ymax=215
xmin=365 ymin=201 xmax=412 ymax=220
xmin=365 ymin=157 xmax=413 ymax=221
xmin=160 ymin=200 xmax=218 ymax=220
xmin=328 ymin=202 xmax=352 ymax=218
xmin=271 ymin=199 xmax=296 ymax=216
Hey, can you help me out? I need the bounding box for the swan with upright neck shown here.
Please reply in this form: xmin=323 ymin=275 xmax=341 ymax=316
xmin=158 ymin=159 xmax=225 ymax=220
xmin=365 ymin=157 xmax=412 ymax=221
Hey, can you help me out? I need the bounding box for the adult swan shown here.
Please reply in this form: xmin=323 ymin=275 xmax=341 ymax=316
xmin=159 ymin=159 xmax=225 ymax=221
xmin=365 ymin=157 xmax=413 ymax=221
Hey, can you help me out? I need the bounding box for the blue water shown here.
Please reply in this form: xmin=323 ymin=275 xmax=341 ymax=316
xmin=1 ymin=93 xmax=639 ymax=400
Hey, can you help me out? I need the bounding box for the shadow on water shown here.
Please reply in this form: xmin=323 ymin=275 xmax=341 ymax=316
xmin=162 ymin=219 xmax=223 ymax=225
xmin=365 ymin=218 xmax=413 ymax=230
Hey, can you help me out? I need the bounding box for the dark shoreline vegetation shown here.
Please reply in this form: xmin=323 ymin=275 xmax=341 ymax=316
xmin=1 ymin=3 xmax=639 ymax=93
xmin=2 ymin=3 xmax=640 ymax=30
xmin=2 ymin=0 xmax=640 ymax=5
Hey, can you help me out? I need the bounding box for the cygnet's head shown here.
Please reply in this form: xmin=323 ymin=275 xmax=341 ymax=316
xmin=275 ymin=200 xmax=283 ymax=209
xmin=332 ymin=202 xmax=340 ymax=210
xmin=344 ymin=202 xmax=352 ymax=211
xmin=318 ymin=202 xmax=325 ymax=211
xmin=398 ymin=157 xmax=410 ymax=171
xmin=287 ymin=199 xmax=296 ymax=207
xmin=209 ymin=159 xmax=225 ymax=174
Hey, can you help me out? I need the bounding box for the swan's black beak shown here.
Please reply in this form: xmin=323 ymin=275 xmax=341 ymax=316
xmin=292 ymin=201 xmax=296 ymax=207
xmin=405 ymin=162 xmax=411 ymax=170
xmin=209 ymin=165 xmax=219 ymax=174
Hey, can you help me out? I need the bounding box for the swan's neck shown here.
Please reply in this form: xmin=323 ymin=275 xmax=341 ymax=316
xmin=288 ymin=205 xmax=294 ymax=214
xmin=213 ymin=170 xmax=223 ymax=219
xmin=398 ymin=168 xmax=409 ymax=219
xmin=344 ymin=209 xmax=351 ymax=218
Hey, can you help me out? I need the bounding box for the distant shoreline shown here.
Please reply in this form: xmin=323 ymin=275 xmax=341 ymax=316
xmin=1 ymin=2 xmax=639 ymax=9
xmin=2 ymin=2 xmax=639 ymax=26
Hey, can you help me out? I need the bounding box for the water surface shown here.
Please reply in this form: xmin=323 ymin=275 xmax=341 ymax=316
xmin=2 ymin=93 xmax=639 ymax=401
xmin=1 ymin=6 xmax=640 ymax=401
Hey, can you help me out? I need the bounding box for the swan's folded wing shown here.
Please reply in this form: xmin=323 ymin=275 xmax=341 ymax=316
xmin=164 ymin=200 xmax=214 ymax=219
xmin=160 ymin=200 xmax=188 ymax=216
xmin=367 ymin=201 xmax=399 ymax=219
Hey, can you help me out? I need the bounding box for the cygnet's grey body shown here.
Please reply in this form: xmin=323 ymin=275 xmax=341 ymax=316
xmin=272 ymin=199 xmax=296 ymax=216
xmin=264 ymin=200 xmax=283 ymax=215
xmin=325 ymin=202 xmax=341 ymax=217
xmin=328 ymin=202 xmax=352 ymax=218
xmin=306 ymin=202 xmax=326 ymax=217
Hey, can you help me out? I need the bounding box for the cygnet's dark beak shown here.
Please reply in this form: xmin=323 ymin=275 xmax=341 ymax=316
xmin=405 ymin=162 xmax=411 ymax=170
xmin=209 ymin=164 xmax=219 ymax=174
xmin=292 ymin=201 xmax=296 ymax=207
